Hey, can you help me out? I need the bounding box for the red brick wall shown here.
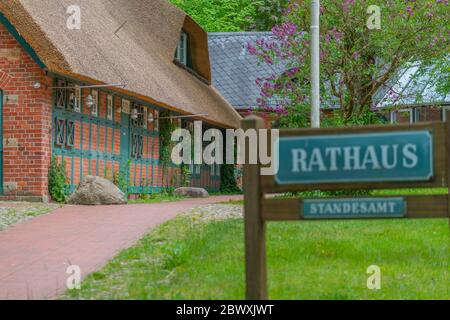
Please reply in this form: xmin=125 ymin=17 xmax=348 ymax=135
xmin=0 ymin=23 xmax=52 ymax=201
xmin=416 ymin=106 xmax=442 ymax=122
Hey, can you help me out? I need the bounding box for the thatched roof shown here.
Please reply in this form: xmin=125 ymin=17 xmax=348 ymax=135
xmin=0 ymin=0 xmax=241 ymax=128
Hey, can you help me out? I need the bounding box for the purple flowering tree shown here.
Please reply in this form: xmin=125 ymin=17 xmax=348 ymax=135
xmin=247 ymin=0 xmax=449 ymax=127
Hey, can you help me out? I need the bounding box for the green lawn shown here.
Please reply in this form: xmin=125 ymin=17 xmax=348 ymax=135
xmin=64 ymin=212 xmax=450 ymax=300
xmin=220 ymin=188 xmax=449 ymax=206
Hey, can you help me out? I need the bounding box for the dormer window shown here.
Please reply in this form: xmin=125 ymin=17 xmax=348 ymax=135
xmin=175 ymin=31 xmax=188 ymax=66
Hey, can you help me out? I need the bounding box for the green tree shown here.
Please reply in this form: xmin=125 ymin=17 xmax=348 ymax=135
xmin=249 ymin=0 xmax=290 ymax=31
xmin=170 ymin=0 xmax=259 ymax=32
xmin=248 ymin=0 xmax=449 ymax=125
xmin=170 ymin=0 xmax=290 ymax=32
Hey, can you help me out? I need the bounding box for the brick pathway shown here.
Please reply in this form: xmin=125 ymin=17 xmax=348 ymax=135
xmin=0 ymin=195 xmax=242 ymax=300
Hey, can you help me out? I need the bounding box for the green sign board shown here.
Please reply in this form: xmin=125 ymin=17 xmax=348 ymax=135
xmin=303 ymin=197 xmax=407 ymax=219
xmin=275 ymin=131 xmax=433 ymax=185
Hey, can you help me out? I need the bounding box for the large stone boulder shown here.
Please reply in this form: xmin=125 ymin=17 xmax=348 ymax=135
xmin=174 ymin=187 xmax=209 ymax=198
xmin=68 ymin=176 xmax=126 ymax=205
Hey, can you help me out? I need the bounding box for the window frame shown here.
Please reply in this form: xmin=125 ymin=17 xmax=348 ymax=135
xmin=65 ymin=119 xmax=75 ymax=148
xmin=175 ymin=31 xmax=188 ymax=66
xmin=122 ymin=99 xmax=130 ymax=114
xmin=55 ymin=80 xmax=66 ymax=109
xmin=391 ymin=108 xmax=414 ymax=124
xmin=442 ymin=106 xmax=450 ymax=121
xmin=74 ymin=86 xmax=81 ymax=113
xmin=142 ymin=107 xmax=148 ymax=129
xmin=54 ymin=118 xmax=66 ymax=146
xmin=91 ymin=89 xmax=99 ymax=117
xmin=107 ymin=94 xmax=114 ymax=120
xmin=154 ymin=110 xmax=159 ymax=131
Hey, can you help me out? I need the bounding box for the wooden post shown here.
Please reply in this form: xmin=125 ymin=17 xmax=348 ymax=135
xmin=446 ymin=110 xmax=450 ymax=226
xmin=242 ymin=115 xmax=267 ymax=300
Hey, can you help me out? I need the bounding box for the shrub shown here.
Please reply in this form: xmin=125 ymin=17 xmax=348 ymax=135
xmin=220 ymin=164 xmax=241 ymax=194
xmin=181 ymin=165 xmax=191 ymax=187
xmin=48 ymin=157 xmax=68 ymax=203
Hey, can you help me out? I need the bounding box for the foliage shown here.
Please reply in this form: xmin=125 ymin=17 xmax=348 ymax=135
xmin=48 ymin=157 xmax=68 ymax=203
xmin=248 ymin=0 xmax=449 ymax=125
xmin=321 ymin=110 xmax=387 ymax=127
xmin=158 ymin=110 xmax=178 ymax=193
xmin=170 ymin=0 xmax=259 ymax=32
xmin=170 ymin=0 xmax=290 ymax=32
xmin=220 ymin=164 xmax=241 ymax=194
xmin=249 ymin=0 xmax=290 ymax=31
xmin=433 ymin=59 xmax=450 ymax=97
xmin=180 ymin=165 xmax=191 ymax=187
xmin=159 ymin=110 xmax=177 ymax=165
xmin=113 ymin=160 xmax=130 ymax=194
xmin=130 ymin=192 xmax=186 ymax=204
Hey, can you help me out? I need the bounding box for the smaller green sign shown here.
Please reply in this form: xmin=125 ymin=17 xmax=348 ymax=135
xmin=302 ymin=198 xmax=406 ymax=219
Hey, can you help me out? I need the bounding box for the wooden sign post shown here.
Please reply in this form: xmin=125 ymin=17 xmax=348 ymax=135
xmin=242 ymin=111 xmax=450 ymax=300
xmin=242 ymin=115 xmax=267 ymax=300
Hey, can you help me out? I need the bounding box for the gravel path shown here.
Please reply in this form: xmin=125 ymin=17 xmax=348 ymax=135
xmin=0 ymin=202 xmax=60 ymax=231
xmin=182 ymin=204 xmax=243 ymax=224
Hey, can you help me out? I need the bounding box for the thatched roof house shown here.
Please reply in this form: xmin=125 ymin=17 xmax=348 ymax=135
xmin=0 ymin=0 xmax=239 ymax=201
xmin=0 ymin=0 xmax=241 ymax=128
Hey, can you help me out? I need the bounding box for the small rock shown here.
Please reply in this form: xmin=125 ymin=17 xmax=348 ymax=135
xmin=68 ymin=176 xmax=126 ymax=205
xmin=173 ymin=187 xmax=209 ymax=198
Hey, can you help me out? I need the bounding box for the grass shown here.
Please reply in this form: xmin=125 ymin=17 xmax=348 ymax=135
xmin=64 ymin=211 xmax=450 ymax=300
xmin=128 ymin=193 xmax=186 ymax=204
xmin=220 ymin=188 xmax=449 ymax=206
xmin=372 ymin=188 xmax=448 ymax=196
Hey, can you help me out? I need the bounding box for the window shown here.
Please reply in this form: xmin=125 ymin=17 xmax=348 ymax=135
xmin=131 ymin=133 xmax=144 ymax=158
xmin=154 ymin=110 xmax=159 ymax=131
xmin=391 ymin=108 xmax=413 ymax=124
xmin=175 ymin=32 xmax=188 ymax=65
xmin=55 ymin=118 xmax=76 ymax=148
xmin=66 ymin=83 xmax=75 ymax=111
xmin=131 ymin=104 xmax=145 ymax=127
xmin=67 ymin=84 xmax=81 ymax=112
xmin=55 ymin=118 xmax=66 ymax=146
xmin=74 ymin=86 xmax=81 ymax=112
xmin=442 ymin=106 xmax=450 ymax=121
xmin=142 ymin=107 xmax=148 ymax=129
xmin=414 ymin=108 xmax=420 ymax=122
xmin=66 ymin=120 xmax=75 ymax=147
xmin=107 ymin=95 xmax=113 ymax=120
xmin=91 ymin=90 xmax=98 ymax=116
xmin=55 ymin=80 xmax=66 ymax=109
xmin=122 ymin=99 xmax=130 ymax=114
